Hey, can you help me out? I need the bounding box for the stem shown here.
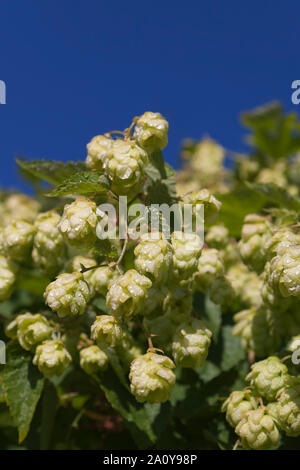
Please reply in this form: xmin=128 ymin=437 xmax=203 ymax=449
xmin=233 ymin=439 xmax=241 ymax=451
xmin=248 ymin=349 xmax=255 ymax=365
xmin=280 ymin=354 xmax=292 ymax=363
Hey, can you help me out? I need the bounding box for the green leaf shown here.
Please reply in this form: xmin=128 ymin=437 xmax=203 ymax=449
xmin=246 ymin=182 xmax=300 ymax=211
xmin=46 ymin=172 xmax=109 ymax=197
xmin=93 ymin=239 xmax=118 ymax=261
xmin=93 ymin=369 xmax=170 ymax=449
xmin=220 ymin=326 xmax=244 ymax=372
xmin=15 ymin=269 xmax=50 ymax=296
xmin=40 ymin=381 xmax=59 ymax=450
xmin=16 ymin=159 xmax=86 ymax=185
xmin=204 ymin=294 xmax=222 ymax=342
xmin=144 ymin=151 xmax=177 ymax=204
xmin=0 ymin=341 xmax=44 ymax=443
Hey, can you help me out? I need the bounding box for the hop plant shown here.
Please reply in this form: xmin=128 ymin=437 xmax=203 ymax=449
xmin=171 ymin=232 xmax=202 ymax=282
xmin=100 ymin=140 xmax=148 ymax=197
xmin=134 ymin=232 xmax=173 ymax=284
xmin=235 ymin=408 xmax=280 ymax=450
xmin=266 ymin=227 xmax=300 ymax=259
xmin=205 ymin=224 xmax=229 ymax=249
xmin=33 ymin=340 xmax=72 ymax=377
xmin=276 ymin=376 xmax=300 ymax=436
xmin=80 ymin=345 xmax=108 ymax=375
xmin=144 ymin=285 xmax=168 ymax=316
xmin=89 ymin=265 xmax=119 ymax=296
xmin=162 ymin=286 xmax=193 ymax=317
xmin=2 ymin=219 xmax=35 ymax=263
xmin=106 ymin=269 xmax=152 ymax=318
xmin=129 ymin=352 xmax=175 ymax=404
xmin=171 ymin=317 xmax=212 ymax=368
xmin=0 ymin=255 xmax=17 ymax=301
xmin=85 ymin=134 xmax=113 ymax=171
xmin=267 ymin=244 xmax=300 ymax=298
xmin=193 ymin=248 xmax=224 ymax=292
xmin=91 ymin=315 xmax=123 ymax=348
xmin=246 ymin=357 xmax=288 ymax=402
xmin=44 ymin=272 xmax=91 ymax=318
xmin=2 ymin=193 xmax=40 ymax=224
xmin=58 ymin=197 xmax=98 ymax=248
xmin=16 ymin=313 xmax=53 ymax=352
xmin=222 ymin=390 xmax=258 ymax=428
xmin=210 ymin=277 xmax=235 ymax=306
xmin=239 ymin=214 xmax=271 ymax=273
xmin=183 ymin=189 xmax=222 ymax=225
xmin=189 ymin=138 xmax=225 ymax=178
xmin=32 ymin=211 xmax=66 ymax=276
xmin=133 ymin=111 xmax=169 ymax=153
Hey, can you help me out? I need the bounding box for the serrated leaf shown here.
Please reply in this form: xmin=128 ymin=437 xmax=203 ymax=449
xmin=93 ymin=239 xmax=118 ymax=261
xmin=16 ymin=159 xmax=86 ymax=185
xmin=46 ymin=172 xmax=109 ymax=197
xmin=246 ymin=182 xmax=300 ymax=211
xmin=0 ymin=341 xmax=44 ymax=442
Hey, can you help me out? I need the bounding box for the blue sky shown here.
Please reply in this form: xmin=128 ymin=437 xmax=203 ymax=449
xmin=0 ymin=0 xmax=299 ymax=192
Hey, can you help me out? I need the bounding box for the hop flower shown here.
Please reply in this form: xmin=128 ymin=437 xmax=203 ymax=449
xmin=205 ymin=224 xmax=229 ymax=249
xmin=134 ymin=232 xmax=173 ymax=284
xmin=16 ymin=313 xmax=53 ymax=351
xmin=79 ymin=345 xmax=108 ymax=374
xmin=183 ymin=189 xmax=222 ymax=225
xmin=267 ymin=244 xmax=300 ymax=298
xmin=91 ymin=315 xmax=123 ymax=348
xmin=33 ymin=340 xmax=72 ymax=377
xmin=193 ymin=248 xmax=224 ymax=292
xmin=58 ymin=197 xmax=98 ymax=248
xmin=222 ymin=390 xmax=258 ymax=428
xmin=162 ymin=287 xmax=193 ymax=317
xmin=276 ymin=376 xmax=300 ymax=436
xmin=133 ymin=111 xmax=169 ymax=153
xmin=210 ymin=277 xmax=235 ymax=306
xmin=190 ymin=138 xmax=224 ymax=178
xmin=100 ymin=140 xmax=148 ymax=197
xmin=0 ymin=255 xmax=17 ymax=301
xmin=172 ymin=318 xmax=212 ymax=368
xmin=3 ymin=193 xmax=40 ymax=224
xmin=261 ymin=264 xmax=293 ymax=314
xmin=32 ymin=211 xmax=66 ymax=277
xmin=144 ymin=285 xmax=168 ymax=316
xmin=106 ymin=269 xmax=152 ymax=318
xmin=239 ymin=214 xmax=271 ymax=273
xmin=266 ymin=227 xmax=300 ymax=260
xmin=171 ymin=232 xmax=202 ymax=281
xmin=67 ymin=255 xmax=97 ymax=294
xmin=2 ymin=219 xmax=35 ymax=263
xmin=235 ymin=408 xmax=280 ymax=450
xmin=89 ymin=266 xmax=119 ymax=296
xmin=85 ymin=135 xmax=113 ymax=171
xmin=44 ymin=272 xmax=91 ymax=318
xmin=233 ymin=308 xmax=281 ymax=358
xmin=129 ymin=352 xmax=175 ymax=404
xmin=246 ymin=357 xmax=288 ymax=402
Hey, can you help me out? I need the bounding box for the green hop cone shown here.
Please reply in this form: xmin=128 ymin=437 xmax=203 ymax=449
xmin=134 ymin=232 xmax=173 ymax=284
xmin=171 ymin=232 xmax=202 ymax=282
xmin=267 ymin=244 xmax=300 ymax=299
xmin=238 ymin=214 xmax=271 ymax=273
xmin=235 ymin=408 xmax=280 ymax=450
xmin=261 ymin=264 xmax=293 ymax=314
xmin=129 ymin=352 xmax=175 ymax=404
xmin=276 ymin=376 xmax=300 ymax=436
xmin=205 ymin=224 xmax=229 ymax=249
xmin=190 ymin=138 xmax=224 ymax=178
xmin=85 ymin=134 xmax=113 ymax=171
xmin=3 ymin=193 xmax=40 ymax=224
xmin=266 ymin=227 xmax=300 ymax=260
xmin=0 ymin=255 xmax=17 ymax=301
xmin=89 ymin=266 xmax=119 ymax=297
xmin=100 ymin=140 xmax=148 ymax=197
xmin=106 ymin=269 xmax=152 ymax=318
xmin=193 ymin=248 xmax=224 ymax=292
xmin=91 ymin=315 xmax=123 ymax=348
xmin=2 ymin=219 xmax=35 ymax=263
xmin=133 ymin=111 xmax=169 ymax=153
xmin=246 ymin=356 xmax=288 ymax=402
xmin=183 ymin=189 xmax=222 ymax=225
xmin=172 ymin=317 xmax=212 ymax=368
xmin=162 ymin=286 xmax=193 ymax=317
xmin=33 ymin=340 xmax=72 ymax=378
xmin=222 ymin=389 xmax=258 ymax=428
xmin=79 ymin=345 xmax=108 ymax=375
xmin=58 ymin=197 xmax=98 ymax=249
xmin=32 ymin=211 xmax=66 ymax=277
xmin=210 ymin=277 xmax=235 ymax=306
xmin=44 ymin=272 xmax=91 ymax=318
xmin=67 ymin=255 xmax=97 ymax=295
xmin=16 ymin=313 xmax=53 ymax=351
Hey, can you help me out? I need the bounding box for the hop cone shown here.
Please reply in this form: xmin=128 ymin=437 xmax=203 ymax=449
xmin=80 ymin=345 xmax=108 ymax=374
xmin=129 ymin=352 xmax=175 ymax=404
xmin=235 ymin=408 xmax=279 ymax=450
xmin=171 ymin=232 xmax=202 ymax=282
xmin=85 ymin=135 xmax=112 ymax=171
xmin=133 ymin=111 xmax=169 ymax=153
xmin=16 ymin=313 xmax=53 ymax=351
xmin=205 ymin=224 xmax=229 ymax=249
xmin=210 ymin=277 xmax=235 ymax=306
xmin=134 ymin=232 xmax=173 ymax=284
xmin=276 ymin=376 xmax=300 ymax=436
xmin=222 ymin=389 xmax=257 ymax=428
xmin=172 ymin=317 xmax=212 ymax=368
xmin=33 ymin=340 xmax=71 ymax=377
xmin=0 ymin=255 xmax=17 ymax=301
xmin=3 ymin=193 xmax=40 ymax=224
xmin=58 ymin=197 xmax=98 ymax=248
xmin=2 ymin=219 xmax=35 ymax=263
xmin=183 ymin=189 xmax=222 ymax=225
xmin=44 ymin=272 xmax=91 ymax=318
xmin=266 ymin=227 xmax=300 ymax=260
xmin=193 ymin=248 xmax=224 ymax=292
xmin=91 ymin=315 xmax=123 ymax=348
xmin=267 ymin=245 xmax=300 ymax=299
xmin=106 ymin=269 xmax=152 ymax=318
xmin=246 ymin=356 xmax=288 ymax=402
xmin=239 ymin=214 xmax=271 ymax=273
xmin=89 ymin=266 xmax=118 ymax=297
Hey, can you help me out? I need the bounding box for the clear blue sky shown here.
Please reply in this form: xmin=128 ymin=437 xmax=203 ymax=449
xmin=0 ymin=0 xmax=299 ymax=192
